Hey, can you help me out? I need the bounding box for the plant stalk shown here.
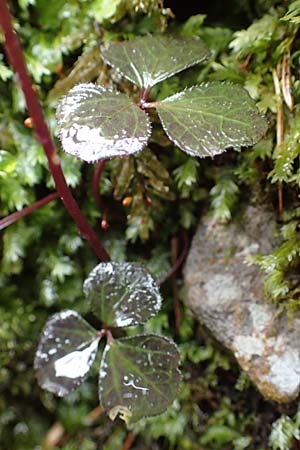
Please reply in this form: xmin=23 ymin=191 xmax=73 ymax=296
xmin=0 ymin=192 xmax=60 ymax=231
xmin=0 ymin=0 xmax=110 ymax=261
xmin=157 ymin=231 xmax=189 ymax=286
xmin=273 ymin=66 xmax=284 ymax=222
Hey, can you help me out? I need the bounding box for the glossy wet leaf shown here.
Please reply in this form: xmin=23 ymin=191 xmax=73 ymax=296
xmin=102 ymin=35 xmax=210 ymax=89
xmin=83 ymin=262 xmax=162 ymax=327
xmin=156 ymin=82 xmax=268 ymax=158
xmin=56 ymin=83 xmax=151 ymax=162
xmin=34 ymin=310 xmax=99 ymax=396
xmin=99 ymin=334 xmax=181 ymax=423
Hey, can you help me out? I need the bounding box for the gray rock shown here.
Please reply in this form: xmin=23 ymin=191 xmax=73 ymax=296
xmin=184 ymin=205 xmax=300 ymax=403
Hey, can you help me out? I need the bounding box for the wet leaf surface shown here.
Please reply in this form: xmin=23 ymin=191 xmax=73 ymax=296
xmin=34 ymin=310 xmax=99 ymax=396
xmin=83 ymin=262 xmax=162 ymax=327
xmin=156 ymin=82 xmax=268 ymax=157
xmin=102 ymin=35 xmax=210 ymax=89
xmin=56 ymin=83 xmax=151 ymax=162
xmin=99 ymin=334 xmax=181 ymax=423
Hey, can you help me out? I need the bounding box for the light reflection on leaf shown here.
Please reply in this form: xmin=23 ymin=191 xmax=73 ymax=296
xmin=157 ymin=82 xmax=268 ymax=157
xmin=83 ymin=262 xmax=162 ymax=327
xmin=34 ymin=310 xmax=99 ymax=396
xmin=102 ymin=35 xmax=210 ymax=89
xmin=56 ymin=83 xmax=151 ymax=162
xmin=99 ymin=334 xmax=181 ymax=423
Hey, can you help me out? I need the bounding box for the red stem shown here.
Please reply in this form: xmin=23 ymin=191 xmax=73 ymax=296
xmin=122 ymin=432 xmax=136 ymax=450
xmin=157 ymin=231 xmax=189 ymax=286
xmin=140 ymin=87 xmax=151 ymax=102
xmin=0 ymin=192 xmax=60 ymax=231
xmin=170 ymin=236 xmax=182 ymax=333
xmin=0 ymin=1 xmax=110 ymax=262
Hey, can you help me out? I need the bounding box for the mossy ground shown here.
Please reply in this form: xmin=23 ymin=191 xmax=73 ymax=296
xmin=1 ymin=1 xmax=300 ymax=448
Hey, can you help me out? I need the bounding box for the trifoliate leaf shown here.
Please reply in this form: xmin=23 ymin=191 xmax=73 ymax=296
xmin=102 ymin=35 xmax=210 ymax=89
xmin=56 ymin=83 xmax=151 ymax=162
xmin=99 ymin=334 xmax=181 ymax=423
xmin=156 ymin=82 xmax=268 ymax=158
xmin=34 ymin=310 xmax=99 ymax=396
xmin=83 ymin=262 xmax=162 ymax=327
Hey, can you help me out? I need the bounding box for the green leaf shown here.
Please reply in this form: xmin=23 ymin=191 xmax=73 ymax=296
xmin=270 ymin=111 xmax=300 ymax=184
xmin=156 ymin=82 xmax=268 ymax=158
xmin=269 ymin=413 xmax=300 ymax=450
xmin=200 ymin=425 xmax=240 ymax=446
xmin=83 ymin=262 xmax=162 ymax=327
xmin=89 ymin=0 xmax=122 ymax=22
xmin=101 ymin=35 xmax=210 ymax=89
xmin=281 ymin=1 xmax=300 ymax=24
xmin=173 ymin=158 xmax=199 ymax=189
xmin=0 ymin=150 xmax=17 ymax=176
xmin=99 ymin=334 xmax=181 ymax=423
xmin=210 ymin=176 xmax=239 ymax=222
xmin=34 ymin=310 xmax=99 ymax=396
xmin=0 ymin=60 xmax=13 ymax=81
xmin=56 ymin=83 xmax=151 ymax=162
xmin=34 ymin=0 xmax=66 ymax=30
xmin=229 ymin=13 xmax=280 ymax=58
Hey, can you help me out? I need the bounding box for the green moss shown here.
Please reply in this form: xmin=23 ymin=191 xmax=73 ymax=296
xmin=2 ymin=0 xmax=300 ymax=448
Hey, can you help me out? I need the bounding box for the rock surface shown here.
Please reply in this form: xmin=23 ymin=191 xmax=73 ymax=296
xmin=184 ymin=206 xmax=300 ymax=403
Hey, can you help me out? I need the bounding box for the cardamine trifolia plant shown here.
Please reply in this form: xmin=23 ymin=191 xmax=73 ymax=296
xmin=33 ymin=34 xmax=268 ymax=423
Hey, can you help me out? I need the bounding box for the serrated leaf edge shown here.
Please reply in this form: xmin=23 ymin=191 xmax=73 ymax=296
xmin=156 ymin=81 xmax=268 ymax=158
xmin=83 ymin=262 xmax=162 ymax=328
xmin=56 ymin=83 xmax=152 ymax=162
xmin=101 ymin=35 xmax=211 ymax=89
xmin=99 ymin=333 xmax=182 ymax=423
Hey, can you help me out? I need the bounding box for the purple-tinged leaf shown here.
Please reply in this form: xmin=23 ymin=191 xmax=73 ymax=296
xmin=99 ymin=334 xmax=181 ymax=423
xmin=102 ymin=35 xmax=210 ymax=89
xmin=56 ymin=83 xmax=151 ymax=162
xmin=83 ymin=262 xmax=162 ymax=328
xmin=34 ymin=310 xmax=99 ymax=396
xmin=156 ymin=82 xmax=268 ymax=158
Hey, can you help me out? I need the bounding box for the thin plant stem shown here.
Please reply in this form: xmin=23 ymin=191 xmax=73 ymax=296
xmin=157 ymin=231 xmax=189 ymax=286
xmin=273 ymin=66 xmax=284 ymax=222
xmin=140 ymin=86 xmax=151 ymax=102
xmin=0 ymin=0 xmax=110 ymax=262
xmin=44 ymin=406 xmax=104 ymax=449
xmin=0 ymin=192 xmax=60 ymax=231
xmin=282 ymin=52 xmax=294 ymax=112
xmin=171 ymin=236 xmax=182 ymax=333
xmin=122 ymin=432 xmax=136 ymax=450
xmin=139 ymin=101 xmax=157 ymax=109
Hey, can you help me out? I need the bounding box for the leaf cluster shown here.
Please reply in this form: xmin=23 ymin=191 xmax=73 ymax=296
xmin=1 ymin=0 xmax=300 ymax=448
xmin=56 ymin=35 xmax=267 ymax=162
xmin=35 ymin=262 xmax=181 ymax=424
